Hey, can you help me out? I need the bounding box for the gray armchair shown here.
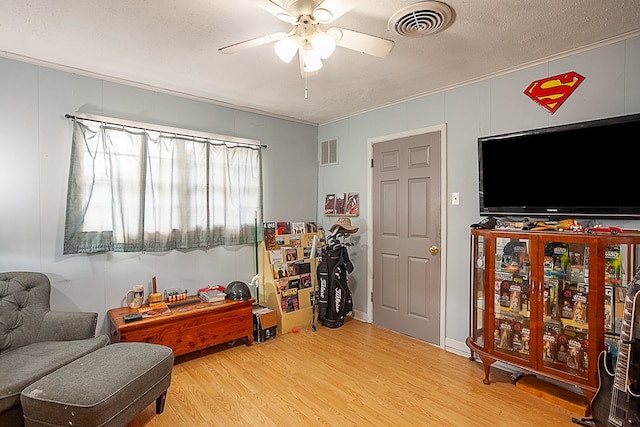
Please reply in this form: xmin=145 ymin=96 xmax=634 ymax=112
xmin=0 ymin=271 xmax=109 ymax=427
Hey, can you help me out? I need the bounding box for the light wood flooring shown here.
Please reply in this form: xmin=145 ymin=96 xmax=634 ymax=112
xmin=128 ymin=319 xmax=583 ymax=427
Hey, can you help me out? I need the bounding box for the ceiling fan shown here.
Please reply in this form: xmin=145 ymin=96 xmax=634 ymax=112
xmin=219 ymin=0 xmax=395 ymax=75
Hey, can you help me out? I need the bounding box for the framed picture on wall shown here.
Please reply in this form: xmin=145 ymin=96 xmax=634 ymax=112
xmin=324 ymin=194 xmax=335 ymax=215
xmin=334 ymin=192 xmax=346 ymax=214
xmin=346 ymin=192 xmax=359 ymax=216
xmin=325 ymin=192 xmax=358 ymax=216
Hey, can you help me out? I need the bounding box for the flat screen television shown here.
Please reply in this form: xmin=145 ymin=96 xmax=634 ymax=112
xmin=478 ymin=112 xmax=640 ymax=219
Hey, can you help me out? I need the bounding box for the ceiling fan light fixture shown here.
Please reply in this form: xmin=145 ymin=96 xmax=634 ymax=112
xmin=301 ymin=47 xmax=323 ymax=72
xmin=311 ymin=31 xmax=336 ymax=59
xmin=274 ymin=35 xmax=299 ymax=63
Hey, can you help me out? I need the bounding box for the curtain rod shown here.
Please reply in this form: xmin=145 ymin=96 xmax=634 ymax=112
xmin=65 ymin=114 xmax=267 ymax=149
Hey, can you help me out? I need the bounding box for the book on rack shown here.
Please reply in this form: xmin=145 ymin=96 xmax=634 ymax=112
xmin=304 ymin=234 xmax=316 ymax=247
xmin=284 ymin=247 xmax=298 ymax=261
xmin=263 ymin=222 xmax=276 ymax=234
xmin=288 ymin=278 xmax=300 ymax=289
xmin=138 ymin=302 xmax=172 ymax=317
xmin=281 ymin=288 xmax=299 ymax=312
xmin=263 ymin=221 xmax=276 ymax=250
xmin=303 ymin=246 xmax=312 ymax=259
xmin=273 ymin=263 xmax=289 ymax=280
xmin=287 ymin=262 xmax=298 ymax=276
xmin=277 ymin=221 xmax=291 ymax=235
xmin=300 ymin=273 xmax=312 ymax=289
xmin=275 ymin=278 xmax=288 ymax=293
xmin=296 ymin=261 xmax=311 ymax=274
xmin=291 ymin=222 xmax=305 ymax=234
xmin=289 ymin=234 xmax=301 ymax=247
xmin=264 ymin=232 xmax=276 ymax=250
xmin=269 ymin=250 xmax=284 ymax=264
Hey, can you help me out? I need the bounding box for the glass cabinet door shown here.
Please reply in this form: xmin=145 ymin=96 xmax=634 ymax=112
xmin=493 ymin=237 xmax=531 ymax=361
xmin=604 ymin=242 xmax=632 ymax=360
xmin=471 ymin=234 xmax=485 ymax=347
xmin=541 ymin=239 xmax=589 ymax=378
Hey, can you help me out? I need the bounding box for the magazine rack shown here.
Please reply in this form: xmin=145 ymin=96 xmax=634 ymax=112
xmin=257 ymin=230 xmax=323 ymax=334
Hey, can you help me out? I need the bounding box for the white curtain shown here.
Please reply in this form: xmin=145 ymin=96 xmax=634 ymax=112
xmin=64 ymin=120 xmax=262 ymax=254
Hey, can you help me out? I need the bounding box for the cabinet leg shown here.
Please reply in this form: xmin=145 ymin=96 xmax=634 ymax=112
xmin=245 ymin=334 xmax=254 ymax=346
xmin=478 ymin=354 xmax=496 ymax=385
xmin=465 ymin=336 xmax=477 ymax=361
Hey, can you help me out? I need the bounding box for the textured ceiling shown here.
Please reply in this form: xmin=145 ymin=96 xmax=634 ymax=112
xmin=1 ymin=0 xmax=640 ymax=125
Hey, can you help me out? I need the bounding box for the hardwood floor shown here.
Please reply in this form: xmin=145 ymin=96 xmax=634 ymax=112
xmin=128 ymin=319 xmax=582 ymax=426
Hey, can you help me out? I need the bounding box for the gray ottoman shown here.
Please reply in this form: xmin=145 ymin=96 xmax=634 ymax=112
xmin=20 ymin=342 xmax=174 ymax=427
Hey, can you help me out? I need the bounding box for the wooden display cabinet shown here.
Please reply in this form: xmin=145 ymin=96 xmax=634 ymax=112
xmin=466 ymin=228 xmax=640 ymax=402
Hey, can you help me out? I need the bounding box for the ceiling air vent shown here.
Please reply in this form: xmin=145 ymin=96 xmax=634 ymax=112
xmin=388 ymin=1 xmax=455 ymax=38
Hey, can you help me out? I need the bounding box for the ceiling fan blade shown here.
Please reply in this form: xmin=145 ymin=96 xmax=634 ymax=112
xmin=219 ymin=32 xmax=287 ymax=54
xmin=327 ymin=27 xmax=394 ymax=58
xmin=313 ymin=0 xmax=362 ymax=23
xmin=249 ymin=0 xmax=297 ymax=23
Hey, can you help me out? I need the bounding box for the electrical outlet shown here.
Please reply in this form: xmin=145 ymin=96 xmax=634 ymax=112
xmin=452 ymin=192 xmax=460 ymax=205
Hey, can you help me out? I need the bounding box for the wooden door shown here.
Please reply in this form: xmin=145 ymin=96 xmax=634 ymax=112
xmin=372 ymin=130 xmax=441 ymax=344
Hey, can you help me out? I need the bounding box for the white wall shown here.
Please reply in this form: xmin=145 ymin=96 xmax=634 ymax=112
xmin=0 ymin=58 xmax=318 ymax=335
xmin=317 ymin=35 xmax=640 ymax=350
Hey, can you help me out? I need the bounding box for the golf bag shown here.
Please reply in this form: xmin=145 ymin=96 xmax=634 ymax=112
xmin=317 ymin=244 xmax=353 ymax=328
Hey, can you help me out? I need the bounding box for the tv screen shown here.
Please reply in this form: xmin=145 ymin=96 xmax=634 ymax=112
xmin=478 ymin=112 xmax=640 ymax=219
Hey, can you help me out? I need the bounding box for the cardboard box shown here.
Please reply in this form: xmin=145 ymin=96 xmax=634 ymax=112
xmin=252 ymin=306 xmax=278 ymax=343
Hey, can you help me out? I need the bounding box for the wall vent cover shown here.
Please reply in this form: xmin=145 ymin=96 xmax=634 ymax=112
xmin=320 ymin=139 xmax=338 ymax=165
xmin=388 ymin=1 xmax=455 ymax=38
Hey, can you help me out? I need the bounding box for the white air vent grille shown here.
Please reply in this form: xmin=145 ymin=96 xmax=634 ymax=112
xmin=320 ymin=139 xmax=338 ymax=165
xmin=388 ymin=1 xmax=455 ymax=38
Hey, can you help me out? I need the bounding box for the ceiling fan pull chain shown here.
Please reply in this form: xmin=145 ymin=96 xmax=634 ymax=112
xmin=305 ymin=72 xmax=309 ymax=99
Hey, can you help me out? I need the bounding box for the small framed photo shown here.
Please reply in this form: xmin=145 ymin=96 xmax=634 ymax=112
xmin=324 ymin=194 xmax=335 ymax=215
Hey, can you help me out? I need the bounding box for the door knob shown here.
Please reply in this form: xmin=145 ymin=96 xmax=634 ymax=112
xmin=430 ymin=245 xmax=439 ymax=255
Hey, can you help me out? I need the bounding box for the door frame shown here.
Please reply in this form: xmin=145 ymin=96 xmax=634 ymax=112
xmin=366 ymin=124 xmax=448 ymax=348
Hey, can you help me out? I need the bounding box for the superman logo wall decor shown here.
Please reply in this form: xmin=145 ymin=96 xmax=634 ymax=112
xmin=524 ymin=72 xmax=585 ymax=114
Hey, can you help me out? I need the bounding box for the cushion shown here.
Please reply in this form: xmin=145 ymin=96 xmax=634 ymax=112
xmin=0 ymin=272 xmax=51 ymax=354
xmin=21 ymin=342 xmax=173 ymax=427
xmin=0 ymin=336 xmax=109 ymax=415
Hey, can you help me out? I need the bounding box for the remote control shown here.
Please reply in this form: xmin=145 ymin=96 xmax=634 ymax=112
xmin=123 ymin=313 xmax=143 ymax=323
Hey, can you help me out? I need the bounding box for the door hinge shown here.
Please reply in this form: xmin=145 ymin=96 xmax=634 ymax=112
xmin=371 ymin=291 xmax=374 ymax=302
xmin=371 ymin=158 xmax=374 ymax=168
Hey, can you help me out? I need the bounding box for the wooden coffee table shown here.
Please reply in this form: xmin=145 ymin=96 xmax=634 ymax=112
xmin=107 ymin=296 xmax=254 ymax=356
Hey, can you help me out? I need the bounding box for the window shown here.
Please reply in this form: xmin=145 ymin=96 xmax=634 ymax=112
xmin=63 ymin=118 xmax=262 ymax=254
